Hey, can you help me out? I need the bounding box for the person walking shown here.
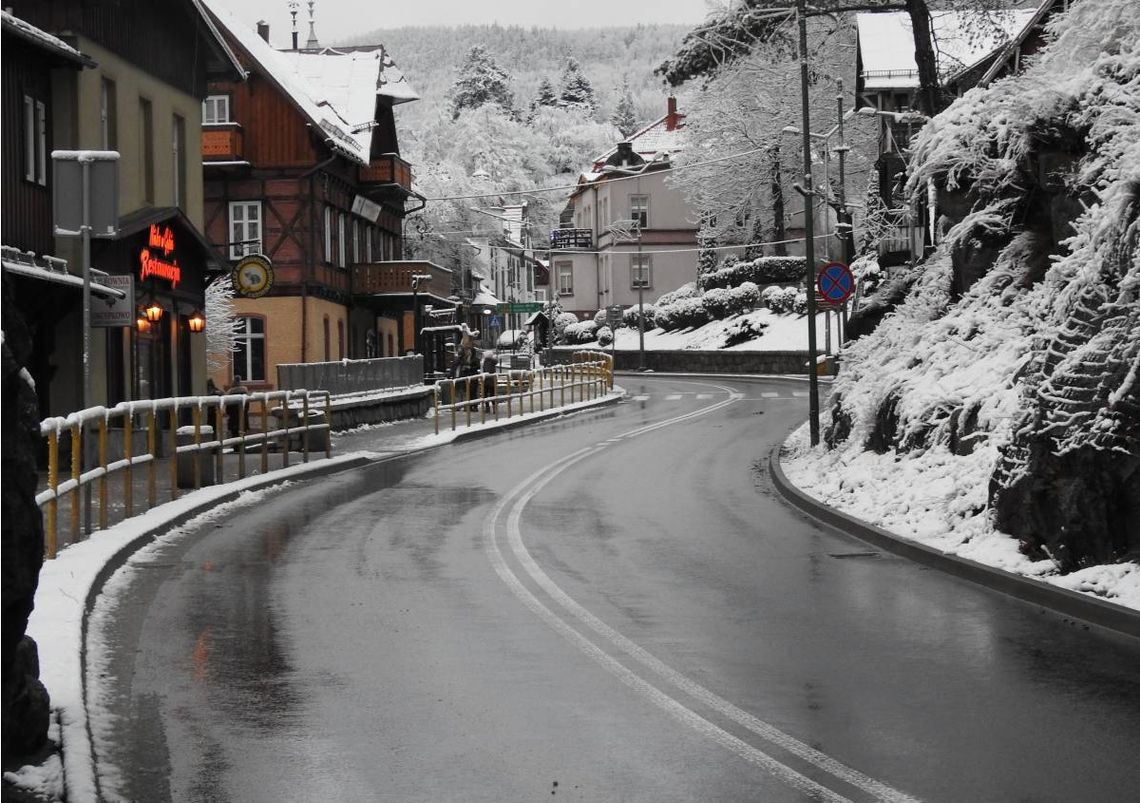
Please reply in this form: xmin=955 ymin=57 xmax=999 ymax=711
xmin=480 ymin=350 xmax=498 ymax=411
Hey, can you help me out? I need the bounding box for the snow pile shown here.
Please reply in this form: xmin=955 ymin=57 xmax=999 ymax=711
xmin=786 ymin=0 xmax=1140 ymax=603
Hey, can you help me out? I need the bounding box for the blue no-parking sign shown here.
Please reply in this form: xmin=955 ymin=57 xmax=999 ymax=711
xmin=817 ymin=262 xmax=855 ymax=305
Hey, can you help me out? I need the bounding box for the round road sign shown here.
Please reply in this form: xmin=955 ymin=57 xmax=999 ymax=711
xmin=817 ymin=261 xmax=855 ymax=305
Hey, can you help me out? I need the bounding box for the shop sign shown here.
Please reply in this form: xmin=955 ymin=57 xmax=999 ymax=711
xmin=92 ymin=274 xmax=135 ymax=328
xmin=138 ymin=224 xmax=181 ymax=288
xmin=232 ymin=253 xmax=274 ymax=298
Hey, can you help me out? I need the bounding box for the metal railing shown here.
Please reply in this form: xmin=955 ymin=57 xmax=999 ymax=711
xmin=36 ymin=389 xmax=332 ymax=559
xmin=432 ymin=353 xmax=613 ymax=434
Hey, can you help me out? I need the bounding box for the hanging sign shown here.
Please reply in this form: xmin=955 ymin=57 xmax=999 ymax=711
xmin=232 ymin=253 xmax=274 ymax=298
xmin=92 ymin=274 xmax=134 ymax=327
xmin=138 ymin=223 xmax=182 ymax=288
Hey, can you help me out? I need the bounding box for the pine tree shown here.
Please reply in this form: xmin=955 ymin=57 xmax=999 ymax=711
xmin=535 ymin=77 xmax=558 ymax=108
xmin=610 ymin=78 xmax=638 ymax=137
xmin=450 ymin=44 xmax=515 ymax=120
xmin=558 ymin=58 xmax=597 ymax=112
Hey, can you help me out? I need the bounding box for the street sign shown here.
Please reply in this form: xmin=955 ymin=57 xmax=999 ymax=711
xmin=489 ymin=315 xmax=502 ymax=330
xmin=495 ymin=302 xmax=542 ymax=314
xmin=92 ymin=274 xmax=134 ymax=327
xmin=817 ymin=261 xmax=855 ymax=305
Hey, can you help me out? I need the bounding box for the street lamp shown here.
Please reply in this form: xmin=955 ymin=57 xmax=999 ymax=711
xmin=410 ymin=272 xmax=432 ymax=355
xmin=187 ymin=309 xmax=206 ymax=333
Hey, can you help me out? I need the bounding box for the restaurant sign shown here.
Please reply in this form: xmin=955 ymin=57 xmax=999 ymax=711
xmin=138 ymin=224 xmax=181 ymax=288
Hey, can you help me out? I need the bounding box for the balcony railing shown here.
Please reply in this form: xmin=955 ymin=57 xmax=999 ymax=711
xmin=360 ymin=153 xmax=413 ymax=192
xmin=351 ymin=260 xmax=452 ymax=295
xmin=201 ymin=124 xmax=244 ymax=161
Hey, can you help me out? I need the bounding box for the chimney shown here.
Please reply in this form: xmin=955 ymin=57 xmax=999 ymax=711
xmin=665 ymin=96 xmax=684 ymax=131
xmin=256 ymin=20 xmax=270 ymax=43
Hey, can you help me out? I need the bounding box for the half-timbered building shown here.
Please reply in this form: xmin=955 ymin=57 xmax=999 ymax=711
xmin=4 ymin=0 xmax=242 ymax=413
xmin=200 ymin=1 xmax=446 ymax=392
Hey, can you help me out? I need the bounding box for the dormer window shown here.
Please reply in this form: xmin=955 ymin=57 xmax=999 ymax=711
xmin=202 ymin=95 xmax=231 ymax=125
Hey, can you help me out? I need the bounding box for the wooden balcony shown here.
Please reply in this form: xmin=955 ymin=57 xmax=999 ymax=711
xmin=351 ymin=260 xmax=452 ymax=296
xmin=201 ymin=124 xmax=244 ymax=161
xmin=360 ymin=153 xmax=413 ymax=192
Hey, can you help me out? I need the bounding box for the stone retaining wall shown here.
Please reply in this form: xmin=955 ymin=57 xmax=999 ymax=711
xmin=546 ymin=348 xmax=811 ymax=375
xmin=278 ymin=355 xmax=424 ymax=395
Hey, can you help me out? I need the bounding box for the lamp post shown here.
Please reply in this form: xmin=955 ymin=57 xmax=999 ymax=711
xmin=795 ymin=0 xmax=821 ymax=446
xmin=410 ymin=272 xmax=432 ymax=355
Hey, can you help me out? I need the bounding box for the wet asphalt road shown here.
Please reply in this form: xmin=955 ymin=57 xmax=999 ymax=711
xmin=92 ymin=375 xmax=1140 ymax=802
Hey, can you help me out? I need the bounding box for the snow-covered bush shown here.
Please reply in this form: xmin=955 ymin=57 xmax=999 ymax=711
xmin=722 ymin=317 xmax=767 ymax=348
xmin=729 ymin=282 xmax=760 ymax=315
xmin=592 ymin=309 xmax=607 ymax=326
xmin=789 ymin=291 xmax=808 ymax=315
xmin=623 ymin=303 xmax=656 ymax=330
xmin=552 ymin=312 xmax=579 ymax=343
xmin=655 ymin=282 xmax=698 ymax=307
xmin=597 ymin=325 xmax=613 ymax=347
xmin=701 ymin=287 xmax=734 ymax=319
xmin=669 ymin=297 xmax=710 ymax=330
xmin=562 ymin=319 xmax=598 ymax=343
xmin=700 ymin=256 xmax=806 ymax=290
xmin=761 ymin=285 xmax=800 ymax=313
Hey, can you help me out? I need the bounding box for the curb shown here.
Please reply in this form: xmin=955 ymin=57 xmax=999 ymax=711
xmin=767 ymin=444 xmax=1140 ymax=641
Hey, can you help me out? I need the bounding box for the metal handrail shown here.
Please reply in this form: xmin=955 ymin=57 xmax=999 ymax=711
xmin=431 ymin=355 xmax=614 ymax=434
xmin=36 ymin=389 xmax=332 ymax=558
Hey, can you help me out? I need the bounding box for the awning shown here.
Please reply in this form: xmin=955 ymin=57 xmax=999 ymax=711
xmin=1 ymin=249 xmax=126 ymax=299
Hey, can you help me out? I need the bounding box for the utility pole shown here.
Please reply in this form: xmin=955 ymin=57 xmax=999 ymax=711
xmin=835 ymin=78 xmax=854 ymax=343
xmin=796 ymin=0 xmax=821 ymax=446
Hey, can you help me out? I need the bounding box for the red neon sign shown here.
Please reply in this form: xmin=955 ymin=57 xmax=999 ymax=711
xmin=139 ymin=224 xmax=181 ymax=287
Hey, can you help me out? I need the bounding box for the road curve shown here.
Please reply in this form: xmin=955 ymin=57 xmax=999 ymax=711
xmin=91 ymin=375 xmax=1140 ymax=802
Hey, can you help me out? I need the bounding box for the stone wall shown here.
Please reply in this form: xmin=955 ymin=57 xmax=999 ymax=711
xmin=546 ymin=348 xmax=811 ymax=375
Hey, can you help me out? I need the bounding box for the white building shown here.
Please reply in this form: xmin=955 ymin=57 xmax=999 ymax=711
xmin=550 ymin=98 xmax=699 ymax=317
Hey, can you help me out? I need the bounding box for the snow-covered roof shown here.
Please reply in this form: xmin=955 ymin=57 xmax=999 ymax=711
xmin=200 ymin=0 xmax=415 ymax=166
xmin=592 ymin=109 xmax=686 ymax=168
xmin=857 ymin=10 xmax=1035 ymax=90
xmin=1 ymin=10 xmax=95 ymax=67
xmin=978 ymin=0 xmax=1062 ymax=87
xmin=278 ymin=45 xmax=419 ymax=115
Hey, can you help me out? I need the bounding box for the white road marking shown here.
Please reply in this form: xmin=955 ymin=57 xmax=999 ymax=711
xmin=630 ymin=395 xmax=650 ymax=401
xmin=484 ymin=383 xmax=920 ymax=803
xmin=696 ymin=393 xmax=713 ymax=399
xmin=761 ymin=392 xmax=780 ymax=398
xmin=664 ymin=394 xmax=683 ymax=401
xmin=793 ymin=391 xmax=809 ymax=397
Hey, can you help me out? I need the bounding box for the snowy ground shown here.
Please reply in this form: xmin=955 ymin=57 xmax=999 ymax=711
xmin=580 ymin=308 xmax=836 ymax=352
xmin=782 ymin=423 xmax=1140 ymax=612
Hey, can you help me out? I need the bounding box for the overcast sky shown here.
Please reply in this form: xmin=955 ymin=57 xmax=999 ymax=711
xmin=226 ymin=0 xmax=717 ymax=46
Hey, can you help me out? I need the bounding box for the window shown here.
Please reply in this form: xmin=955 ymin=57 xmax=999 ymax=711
xmin=233 ymin=317 xmax=266 ymax=382
xmin=630 ymin=195 xmax=649 ymax=229
xmin=324 ymin=206 xmax=333 ymax=262
xmin=139 ymin=98 xmax=154 ymax=203
xmin=535 ymin=289 xmax=547 ymax=302
xmin=352 ymin=220 xmax=361 ymax=264
xmin=100 ymin=79 xmax=117 ymax=149
xmin=630 ymin=253 xmax=652 ymax=289
xmin=365 ymin=225 xmax=373 ymax=262
xmin=337 ymin=319 xmax=345 ymax=359
xmin=202 ymin=94 xmax=230 ymax=125
xmin=323 ymin=316 xmax=331 ymax=361
xmin=337 ymin=212 xmax=347 ymax=267
xmin=557 ymin=262 xmax=574 ymax=296
xmin=172 ymin=114 xmax=186 ymax=210
xmin=23 ymin=96 xmax=46 ymax=185
xmin=228 ymin=201 xmax=262 ymax=259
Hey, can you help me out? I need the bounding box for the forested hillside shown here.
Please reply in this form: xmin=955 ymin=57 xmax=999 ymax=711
xmin=344 ymin=24 xmax=689 ymax=129
xmin=341 ymin=24 xmax=688 ymax=272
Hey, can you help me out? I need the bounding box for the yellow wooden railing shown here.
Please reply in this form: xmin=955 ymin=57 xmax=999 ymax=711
xmin=36 ymin=389 xmax=332 ymax=558
xmin=432 ymin=354 xmax=614 ymax=434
